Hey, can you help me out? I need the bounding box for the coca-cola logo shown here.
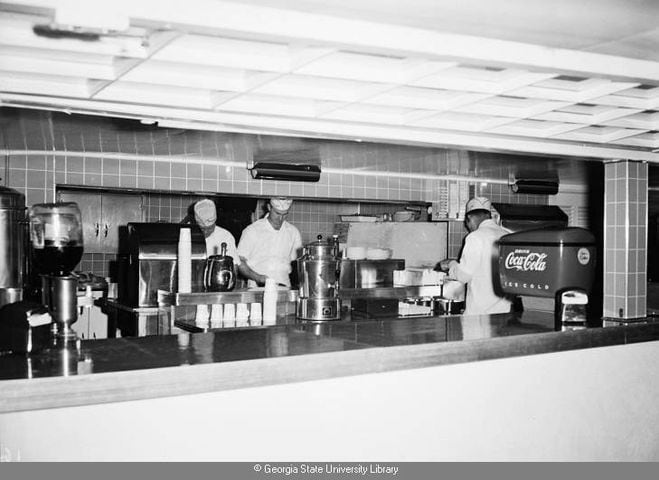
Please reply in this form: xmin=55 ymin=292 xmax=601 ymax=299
xmin=577 ymin=248 xmax=590 ymax=265
xmin=504 ymin=249 xmax=548 ymax=272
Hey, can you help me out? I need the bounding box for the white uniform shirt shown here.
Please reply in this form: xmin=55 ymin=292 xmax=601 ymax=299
xmin=205 ymin=226 xmax=240 ymax=265
xmin=237 ymin=216 xmax=302 ymax=287
xmin=448 ymin=219 xmax=512 ymax=316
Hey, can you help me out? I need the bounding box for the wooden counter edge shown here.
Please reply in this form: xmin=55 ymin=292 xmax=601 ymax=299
xmin=2 ymin=322 xmax=657 ymax=414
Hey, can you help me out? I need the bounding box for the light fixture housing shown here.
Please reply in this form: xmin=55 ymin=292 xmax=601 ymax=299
xmin=249 ymin=162 xmax=321 ymax=182
xmin=511 ymin=179 xmax=559 ymax=195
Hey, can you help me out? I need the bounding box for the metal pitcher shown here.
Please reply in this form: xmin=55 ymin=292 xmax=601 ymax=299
xmin=203 ymin=242 xmax=236 ymax=292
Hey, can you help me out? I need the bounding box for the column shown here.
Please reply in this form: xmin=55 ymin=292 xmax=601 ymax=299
xmin=603 ymin=160 xmax=648 ymax=320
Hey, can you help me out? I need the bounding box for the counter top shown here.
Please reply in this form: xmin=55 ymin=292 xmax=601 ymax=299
xmin=1 ymin=310 xmax=658 ymax=414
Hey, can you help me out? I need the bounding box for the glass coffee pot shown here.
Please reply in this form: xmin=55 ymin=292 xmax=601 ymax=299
xmin=29 ymin=202 xmax=83 ymax=276
xmin=29 ymin=202 xmax=84 ymax=340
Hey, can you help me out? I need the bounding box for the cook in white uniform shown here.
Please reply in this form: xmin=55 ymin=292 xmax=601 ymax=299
xmin=193 ymin=199 xmax=241 ymax=263
xmin=436 ymin=196 xmax=512 ymax=316
xmin=237 ymin=197 xmax=303 ymax=287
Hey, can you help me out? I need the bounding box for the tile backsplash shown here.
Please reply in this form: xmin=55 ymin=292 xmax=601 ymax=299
xmin=2 ymin=108 xmax=551 ymax=278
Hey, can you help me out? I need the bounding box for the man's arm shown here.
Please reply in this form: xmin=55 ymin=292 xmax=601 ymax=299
xmin=237 ymin=260 xmax=268 ymax=287
xmin=448 ymin=235 xmax=480 ymax=283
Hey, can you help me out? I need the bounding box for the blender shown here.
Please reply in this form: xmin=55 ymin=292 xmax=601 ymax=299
xmin=29 ymin=203 xmax=84 ymax=341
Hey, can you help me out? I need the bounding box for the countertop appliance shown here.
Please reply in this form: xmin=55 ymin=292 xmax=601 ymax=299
xmin=204 ymin=242 xmax=236 ymax=292
xmin=29 ymin=202 xmax=84 ymax=341
xmin=118 ymin=223 xmax=206 ymax=307
xmin=337 ymin=222 xmax=449 ymax=318
xmin=296 ymin=235 xmax=341 ymax=321
xmin=339 ymin=259 xmax=405 ymax=289
xmin=0 ymin=186 xmax=26 ymax=307
xmin=340 ymin=259 xmax=407 ymax=318
xmin=498 ymin=227 xmax=596 ymax=328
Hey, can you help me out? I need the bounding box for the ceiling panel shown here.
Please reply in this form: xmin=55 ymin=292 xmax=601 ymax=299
xmin=0 ymin=0 xmax=658 ymax=162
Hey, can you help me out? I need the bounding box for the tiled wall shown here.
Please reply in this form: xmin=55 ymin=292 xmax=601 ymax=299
xmin=440 ymin=182 xmax=550 ymax=258
xmin=141 ymin=192 xmax=407 ymax=245
xmin=603 ymin=161 xmax=648 ymax=319
xmin=2 ymin=108 xmax=550 ymax=279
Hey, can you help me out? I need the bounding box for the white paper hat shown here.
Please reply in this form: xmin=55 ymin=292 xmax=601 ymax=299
xmin=194 ymin=199 xmax=216 ymax=227
xmin=269 ymin=197 xmax=293 ymax=212
xmin=465 ymin=196 xmax=491 ymax=214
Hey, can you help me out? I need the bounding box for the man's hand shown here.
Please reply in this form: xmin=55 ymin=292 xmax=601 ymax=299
xmin=434 ymin=258 xmax=456 ymax=272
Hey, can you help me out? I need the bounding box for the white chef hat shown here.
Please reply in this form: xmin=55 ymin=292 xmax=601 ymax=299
xmin=194 ymin=199 xmax=217 ymax=227
xmin=269 ymin=197 xmax=293 ymax=213
xmin=465 ymin=196 xmax=491 ymax=214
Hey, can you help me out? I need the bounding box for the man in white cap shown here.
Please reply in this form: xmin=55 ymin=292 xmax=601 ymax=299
xmin=193 ymin=199 xmax=241 ymax=262
xmin=436 ymin=196 xmax=512 ymax=316
xmin=237 ymin=197 xmax=302 ymax=287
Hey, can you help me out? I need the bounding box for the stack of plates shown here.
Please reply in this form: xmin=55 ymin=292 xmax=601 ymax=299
xmin=366 ymin=247 xmax=392 ymax=260
xmin=346 ymin=246 xmax=367 ymax=260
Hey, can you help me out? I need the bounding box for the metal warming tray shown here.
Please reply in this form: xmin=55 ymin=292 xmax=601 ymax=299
xmin=118 ymin=223 xmax=206 ymax=307
xmin=157 ymin=286 xmax=445 ymax=307
xmin=339 ymin=259 xmax=406 ymax=289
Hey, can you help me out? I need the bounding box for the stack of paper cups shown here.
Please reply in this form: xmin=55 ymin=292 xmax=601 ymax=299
xmin=250 ymin=303 xmax=262 ymax=326
xmin=177 ymin=228 xmax=192 ymax=293
xmin=210 ymin=304 xmax=223 ymax=327
xmin=236 ymin=303 xmax=250 ymax=327
xmin=195 ymin=304 xmax=209 ymax=325
xmin=223 ymin=304 xmax=235 ymax=328
xmin=263 ymin=278 xmax=277 ymax=325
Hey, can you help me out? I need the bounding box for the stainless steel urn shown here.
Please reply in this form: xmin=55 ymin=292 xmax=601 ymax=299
xmin=0 ymin=187 xmax=26 ymax=307
xmin=296 ymin=235 xmax=341 ymax=321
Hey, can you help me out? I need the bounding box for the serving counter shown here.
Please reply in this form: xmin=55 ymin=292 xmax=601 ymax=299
xmin=1 ymin=305 xmax=659 ymax=461
xmin=1 ymin=307 xmax=657 ymax=409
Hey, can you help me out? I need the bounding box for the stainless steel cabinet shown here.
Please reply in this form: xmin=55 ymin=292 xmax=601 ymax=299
xmin=58 ymin=191 xmax=143 ymax=254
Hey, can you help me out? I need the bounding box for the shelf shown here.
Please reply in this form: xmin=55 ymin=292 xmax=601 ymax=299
xmin=158 ymin=285 xmax=445 ymax=307
xmin=158 ymin=288 xmax=298 ymax=307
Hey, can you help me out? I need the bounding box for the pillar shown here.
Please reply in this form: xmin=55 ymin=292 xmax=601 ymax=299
xmin=603 ymin=160 xmax=648 ymax=320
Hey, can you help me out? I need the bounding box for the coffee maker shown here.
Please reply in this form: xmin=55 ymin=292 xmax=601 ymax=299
xmin=498 ymin=227 xmax=596 ymax=329
xmin=0 ymin=186 xmax=26 ymax=307
xmin=297 ymin=235 xmax=341 ymax=321
xmin=204 ymin=242 xmax=236 ymax=292
xmin=29 ymin=203 xmax=84 ymax=340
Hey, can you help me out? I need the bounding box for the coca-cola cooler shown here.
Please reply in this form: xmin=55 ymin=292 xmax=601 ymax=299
xmin=498 ymin=227 xmax=596 ymax=328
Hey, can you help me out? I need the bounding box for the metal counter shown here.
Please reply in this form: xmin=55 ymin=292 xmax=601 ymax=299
xmin=157 ymin=285 xmax=445 ymax=306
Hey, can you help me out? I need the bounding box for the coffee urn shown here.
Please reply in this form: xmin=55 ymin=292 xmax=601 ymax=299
xmin=0 ymin=186 xmax=26 ymax=307
xmin=296 ymin=235 xmax=341 ymax=321
xmin=498 ymin=227 xmax=596 ymax=328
